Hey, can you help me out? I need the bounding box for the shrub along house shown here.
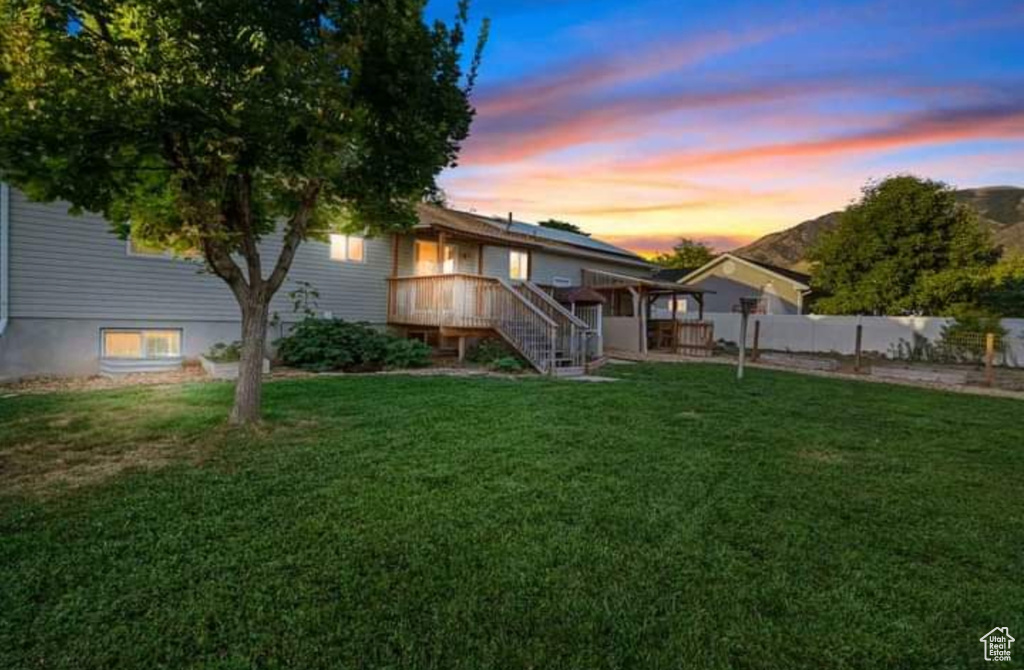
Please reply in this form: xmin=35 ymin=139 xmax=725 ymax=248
xmin=0 ymin=184 xmax=709 ymax=379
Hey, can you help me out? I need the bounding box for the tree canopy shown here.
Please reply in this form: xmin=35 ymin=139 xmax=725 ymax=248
xmin=0 ymin=0 xmax=487 ymax=423
xmin=538 ymin=218 xmax=587 ymax=236
xmin=651 ymin=238 xmax=716 ymax=270
xmin=809 ymin=175 xmax=1005 ymax=316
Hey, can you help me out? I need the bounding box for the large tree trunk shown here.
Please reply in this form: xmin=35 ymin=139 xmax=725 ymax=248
xmin=230 ymin=296 xmax=271 ymax=426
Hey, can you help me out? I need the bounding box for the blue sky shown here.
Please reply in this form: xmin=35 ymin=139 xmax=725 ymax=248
xmin=427 ymin=0 xmax=1024 ymax=253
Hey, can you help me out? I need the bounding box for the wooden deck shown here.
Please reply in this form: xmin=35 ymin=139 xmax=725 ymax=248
xmin=388 ymin=274 xmax=592 ymax=374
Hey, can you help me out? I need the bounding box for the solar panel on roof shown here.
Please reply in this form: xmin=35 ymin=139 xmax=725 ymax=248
xmin=484 ymin=218 xmax=643 ymax=260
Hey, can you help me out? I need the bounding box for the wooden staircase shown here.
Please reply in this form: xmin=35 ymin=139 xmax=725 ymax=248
xmin=387 ymin=274 xmax=593 ymax=375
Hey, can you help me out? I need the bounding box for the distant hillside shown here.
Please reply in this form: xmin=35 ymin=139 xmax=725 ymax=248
xmin=733 ymin=186 xmax=1024 ymax=272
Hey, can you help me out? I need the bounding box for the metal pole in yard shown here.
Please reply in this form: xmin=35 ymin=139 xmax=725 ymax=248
xmin=737 ymin=298 xmax=758 ymax=381
xmin=985 ymin=333 xmax=996 ymax=387
xmin=854 ymin=324 xmax=863 ymax=373
xmin=752 ymin=320 xmax=760 ymax=362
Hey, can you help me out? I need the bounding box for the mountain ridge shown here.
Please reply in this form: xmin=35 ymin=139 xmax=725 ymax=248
xmin=732 ymin=186 xmax=1024 ymax=272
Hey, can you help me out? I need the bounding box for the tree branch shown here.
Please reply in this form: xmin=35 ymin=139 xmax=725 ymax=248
xmin=235 ymin=173 xmax=263 ymax=292
xmin=266 ymin=181 xmax=322 ymax=296
xmin=201 ymin=236 xmax=249 ymax=303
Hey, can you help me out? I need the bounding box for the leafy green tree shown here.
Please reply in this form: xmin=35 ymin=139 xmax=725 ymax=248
xmin=651 ymin=238 xmax=716 ymax=269
xmin=538 ymin=218 xmax=587 ymax=236
xmin=979 ymin=254 xmax=1024 ymax=317
xmin=810 ymin=176 xmax=999 ymax=316
xmin=0 ymin=0 xmax=487 ymax=424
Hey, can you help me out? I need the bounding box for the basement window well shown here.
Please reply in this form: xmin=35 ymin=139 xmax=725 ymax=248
xmin=102 ymin=329 xmax=182 ymax=359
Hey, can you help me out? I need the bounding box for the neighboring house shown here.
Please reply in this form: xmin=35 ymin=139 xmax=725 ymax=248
xmin=672 ymin=253 xmax=811 ymax=315
xmin=0 ymin=185 xmax=655 ymax=379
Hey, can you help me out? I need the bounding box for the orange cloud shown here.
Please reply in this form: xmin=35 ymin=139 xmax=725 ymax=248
xmin=623 ymin=103 xmax=1024 ymax=172
xmin=599 ymin=233 xmax=759 ymax=255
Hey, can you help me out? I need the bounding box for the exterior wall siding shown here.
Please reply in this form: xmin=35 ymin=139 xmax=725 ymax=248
xmin=680 ymin=263 xmax=803 ymax=315
xmin=529 ymin=250 xmax=649 ymax=285
xmin=8 ymin=189 xmax=393 ymax=323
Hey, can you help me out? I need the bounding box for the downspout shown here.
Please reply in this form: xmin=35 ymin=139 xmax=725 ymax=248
xmin=0 ymin=182 xmax=9 ymax=337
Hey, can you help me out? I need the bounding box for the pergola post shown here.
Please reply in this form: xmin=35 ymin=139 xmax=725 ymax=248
xmin=671 ymin=292 xmax=679 ymax=352
xmin=640 ymin=287 xmax=649 ymax=354
xmin=696 ymin=293 xmax=705 ymax=321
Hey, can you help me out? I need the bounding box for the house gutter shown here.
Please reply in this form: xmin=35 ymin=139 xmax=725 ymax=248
xmin=0 ymin=182 xmax=9 ymax=336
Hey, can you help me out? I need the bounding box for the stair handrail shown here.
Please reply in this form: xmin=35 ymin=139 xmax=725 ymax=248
xmin=516 ymin=281 xmax=590 ymax=328
xmin=492 ymin=278 xmax=559 ymax=373
xmin=493 ymin=279 xmax=558 ymax=328
xmin=515 ymin=281 xmax=590 ymax=369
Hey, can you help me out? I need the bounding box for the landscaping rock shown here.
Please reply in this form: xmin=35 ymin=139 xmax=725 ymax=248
xmin=869 ymin=365 xmax=968 ymax=385
xmin=759 ymin=353 xmax=840 ymax=372
xmin=199 ymin=356 xmax=270 ymax=380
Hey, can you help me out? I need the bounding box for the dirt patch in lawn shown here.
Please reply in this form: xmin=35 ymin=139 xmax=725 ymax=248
xmin=0 ymin=434 xmax=215 ymax=497
xmin=796 ymin=449 xmax=845 ymax=465
xmin=0 ymin=365 xmax=212 ymax=396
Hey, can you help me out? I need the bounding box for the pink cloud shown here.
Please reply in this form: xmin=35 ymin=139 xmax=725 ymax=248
xmin=622 ymin=103 xmax=1024 ymax=172
xmin=463 ymin=78 xmax=866 ymax=165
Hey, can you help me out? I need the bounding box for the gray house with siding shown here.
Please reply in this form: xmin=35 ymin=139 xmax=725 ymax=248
xmin=0 ymin=184 xmax=656 ymax=380
xmin=668 ymin=253 xmax=811 ymax=316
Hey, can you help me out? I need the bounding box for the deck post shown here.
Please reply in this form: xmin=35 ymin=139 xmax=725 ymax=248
xmin=639 ymin=288 xmax=648 ymax=354
xmin=437 ymin=231 xmax=446 ymax=273
xmin=458 ymin=335 xmax=467 ymax=362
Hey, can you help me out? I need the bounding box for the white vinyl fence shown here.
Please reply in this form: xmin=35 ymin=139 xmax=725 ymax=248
xmin=694 ymin=314 xmax=1024 ymax=368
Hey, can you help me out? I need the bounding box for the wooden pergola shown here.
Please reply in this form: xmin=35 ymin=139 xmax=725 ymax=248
xmin=581 ymin=268 xmax=713 ymax=355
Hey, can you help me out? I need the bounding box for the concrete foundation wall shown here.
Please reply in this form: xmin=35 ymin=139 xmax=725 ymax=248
xmin=0 ymin=317 xmax=295 ymax=380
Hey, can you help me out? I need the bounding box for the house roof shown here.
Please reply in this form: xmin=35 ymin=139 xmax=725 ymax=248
xmin=583 ymin=268 xmax=711 ymax=295
xmin=679 ymin=253 xmax=812 ymax=290
xmin=414 ymin=204 xmax=652 ymax=268
xmin=740 ymin=257 xmax=812 ymax=285
xmin=653 ymin=268 xmax=695 ymax=283
xmin=553 ymin=286 xmax=607 ymax=304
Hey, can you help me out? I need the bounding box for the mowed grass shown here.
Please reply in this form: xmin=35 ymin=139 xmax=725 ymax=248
xmin=1 ymin=364 xmax=1021 ymax=670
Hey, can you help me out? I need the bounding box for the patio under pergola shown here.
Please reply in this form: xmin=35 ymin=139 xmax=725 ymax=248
xmin=581 ymin=269 xmax=716 ymax=356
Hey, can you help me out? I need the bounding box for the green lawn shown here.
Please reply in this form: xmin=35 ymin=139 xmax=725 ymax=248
xmin=1 ymin=364 xmax=1021 ymax=669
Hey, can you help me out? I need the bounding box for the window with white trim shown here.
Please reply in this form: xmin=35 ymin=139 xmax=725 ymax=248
xmin=330 ymin=234 xmax=365 ymax=262
xmin=551 ymin=276 xmax=572 ymax=287
xmin=102 ymin=329 xmax=182 ymax=359
xmin=509 ymin=249 xmax=529 ymax=281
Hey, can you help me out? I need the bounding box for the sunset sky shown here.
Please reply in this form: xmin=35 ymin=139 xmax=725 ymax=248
xmin=428 ymin=0 xmax=1024 ymax=255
